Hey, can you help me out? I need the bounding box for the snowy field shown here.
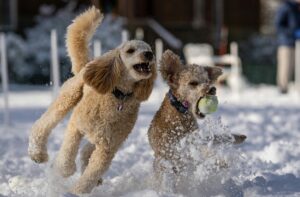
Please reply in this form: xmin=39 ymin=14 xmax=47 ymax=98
xmin=0 ymin=84 xmax=300 ymax=197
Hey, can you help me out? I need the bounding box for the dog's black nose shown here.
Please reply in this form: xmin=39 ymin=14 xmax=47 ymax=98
xmin=144 ymin=51 xmax=153 ymax=61
xmin=208 ymin=87 xmax=216 ymax=95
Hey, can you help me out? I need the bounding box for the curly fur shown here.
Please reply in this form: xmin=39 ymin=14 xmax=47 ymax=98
xmin=148 ymin=50 xmax=246 ymax=178
xmin=83 ymin=49 xmax=123 ymax=94
xmin=67 ymin=6 xmax=103 ymax=74
xmin=133 ymin=69 xmax=157 ymax=101
xmin=160 ymin=49 xmax=184 ymax=88
xmin=28 ymin=7 xmax=157 ymax=195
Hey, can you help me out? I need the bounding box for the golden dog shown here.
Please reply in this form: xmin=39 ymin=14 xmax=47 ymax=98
xmin=28 ymin=7 xmax=157 ymax=194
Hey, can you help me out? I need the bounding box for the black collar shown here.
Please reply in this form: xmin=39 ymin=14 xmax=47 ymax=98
xmin=167 ymin=89 xmax=189 ymax=114
xmin=112 ymin=88 xmax=133 ymax=100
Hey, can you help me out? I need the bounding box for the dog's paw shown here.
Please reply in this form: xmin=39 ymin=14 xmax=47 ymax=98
xmin=232 ymin=134 xmax=247 ymax=144
xmin=61 ymin=192 xmax=79 ymax=197
xmin=70 ymin=177 xmax=101 ymax=194
xmin=28 ymin=132 xmax=49 ymax=163
xmin=28 ymin=149 xmax=48 ymax=163
xmin=96 ymin=178 xmax=103 ymax=186
xmin=54 ymin=160 xmax=76 ymax=178
xmin=61 ymin=166 xmax=76 ymax=178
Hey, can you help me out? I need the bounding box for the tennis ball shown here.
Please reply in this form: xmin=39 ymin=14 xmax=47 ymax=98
xmin=197 ymin=95 xmax=218 ymax=114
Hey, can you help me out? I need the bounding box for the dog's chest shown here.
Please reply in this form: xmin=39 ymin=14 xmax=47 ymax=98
xmin=75 ymin=90 xmax=139 ymax=128
xmin=150 ymin=111 xmax=197 ymax=144
xmin=109 ymin=103 xmax=139 ymax=126
xmin=149 ymin=97 xmax=198 ymax=139
xmin=165 ymin=113 xmax=197 ymax=139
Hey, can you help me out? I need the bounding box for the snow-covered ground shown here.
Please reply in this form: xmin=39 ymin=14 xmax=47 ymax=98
xmin=0 ymin=84 xmax=300 ymax=197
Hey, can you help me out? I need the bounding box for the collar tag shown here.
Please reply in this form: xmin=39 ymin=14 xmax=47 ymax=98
xmin=117 ymin=104 xmax=123 ymax=111
xmin=182 ymin=100 xmax=190 ymax=108
xmin=112 ymin=88 xmax=133 ymax=111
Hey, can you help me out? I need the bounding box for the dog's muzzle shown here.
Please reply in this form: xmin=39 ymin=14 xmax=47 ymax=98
xmin=133 ymin=62 xmax=152 ymax=75
xmin=195 ymin=86 xmax=217 ymax=119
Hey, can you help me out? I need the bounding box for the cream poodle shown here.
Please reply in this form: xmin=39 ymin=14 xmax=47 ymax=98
xmin=28 ymin=7 xmax=156 ymax=194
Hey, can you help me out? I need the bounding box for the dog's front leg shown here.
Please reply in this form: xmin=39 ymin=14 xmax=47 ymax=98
xmin=71 ymin=141 xmax=113 ymax=194
xmin=80 ymin=142 xmax=103 ymax=185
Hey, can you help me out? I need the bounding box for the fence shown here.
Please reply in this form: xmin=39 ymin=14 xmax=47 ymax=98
xmin=0 ymin=33 xmax=10 ymax=126
xmin=296 ymin=40 xmax=300 ymax=93
xmin=3 ymin=28 xmax=300 ymax=125
xmin=0 ymin=29 xmax=165 ymax=126
xmin=184 ymin=42 xmax=243 ymax=93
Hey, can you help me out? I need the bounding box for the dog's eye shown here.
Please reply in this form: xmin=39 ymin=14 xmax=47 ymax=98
xmin=189 ymin=81 xmax=199 ymax=87
xmin=126 ymin=48 xmax=135 ymax=54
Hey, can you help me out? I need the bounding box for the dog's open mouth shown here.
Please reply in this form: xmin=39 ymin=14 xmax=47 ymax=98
xmin=195 ymin=97 xmax=206 ymax=119
xmin=133 ymin=62 xmax=151 ymax=75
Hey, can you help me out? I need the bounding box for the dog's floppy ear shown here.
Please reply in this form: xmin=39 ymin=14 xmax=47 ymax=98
xmin=83 ymin=49 xmax=122 ymax=94
xmin=205 ymin=66 xmax=223 ymax=82
xmin=134 ymin=67 xmax=157 ymax=101
xmin=160 ymin=50 xmax=184 ymax=88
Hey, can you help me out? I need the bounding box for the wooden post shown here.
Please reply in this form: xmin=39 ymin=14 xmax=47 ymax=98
xmin=93 ymin=40 xmax=102 ymax=58
xmin=193 ymin=0 xmax=205 ymax=28
xmin=230 ymin=42 xmax=241 ymax=75
xmin=229 ymin=42 xmax=243 ymax=96
xmin=155 ymin=39 xmax=163 ymax=64
xmin=230 ymin=42 xmax=238 ymax=57
xmin=122 ymin=30 xmax=129 ymax=43
xmin=10 ymin=0 xmax=18 ymax=29
xmin=0 ymin=33 xmax=10 ymax=126
xmin=50 ymin=29 xmax=60 ymax=98
xmin=214 ymin=0 xmax=224 ymax=50
xmin=295 ymin=40 xmax=300 ymax=94
xmin=135 ymin=28 xmax=144 ymax=40
xmin=155 ymin=38 xmax=164 ymax=86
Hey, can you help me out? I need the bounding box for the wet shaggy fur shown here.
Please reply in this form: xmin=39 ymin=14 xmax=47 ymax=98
xmin=148 ymin=50 xmax=246 ymax=176
xmin=28 ymin=7 xmax=157 ymax=194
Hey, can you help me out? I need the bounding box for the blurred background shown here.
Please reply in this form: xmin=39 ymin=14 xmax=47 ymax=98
xmin=0 ymin=0 xmax=281 ymax=85
xmin=1 ymin=2 xmax=300 ymax=196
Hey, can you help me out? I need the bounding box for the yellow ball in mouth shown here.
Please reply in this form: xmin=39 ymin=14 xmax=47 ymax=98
xmin=197 ymin=95 xmax=218 ymax=114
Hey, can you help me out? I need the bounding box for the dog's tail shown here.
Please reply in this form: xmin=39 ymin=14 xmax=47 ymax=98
xmin=66 ymin=6 xmax=103 ymax=74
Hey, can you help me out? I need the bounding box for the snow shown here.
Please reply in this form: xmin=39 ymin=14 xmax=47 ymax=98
xmin=0 ymin=84 xmax=300 ymax=197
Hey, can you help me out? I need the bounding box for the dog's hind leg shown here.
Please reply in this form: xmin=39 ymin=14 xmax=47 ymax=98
xmin=80 ymin=142 xmax=95 ymax=173
xmin=55 ymin=116 xmax=83 ymax=177
xmin=71 ymin=142 xmax=113 ymax=194
xmin=28 ymin=73 xmax=84 ymax=163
